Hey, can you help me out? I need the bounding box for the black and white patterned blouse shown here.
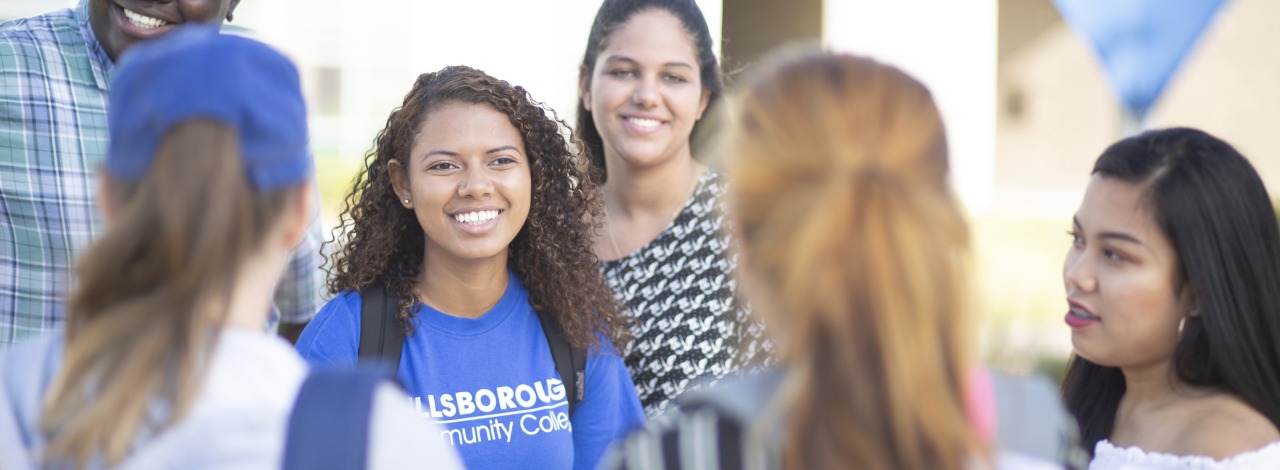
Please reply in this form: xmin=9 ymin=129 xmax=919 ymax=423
xmin=601 ymin=171 xmax=770 ymax=416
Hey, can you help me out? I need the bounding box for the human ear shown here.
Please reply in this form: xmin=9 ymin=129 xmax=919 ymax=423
xmin=96 ymin=172 xmax=116 ymax=224
xmin=1179 ymin=282 xmax=1198 ymax=318
xmin=280 ymin=184 xmax=314 ymax=249
xmin=695 ymin=86 xmax=711 ymax=120
xmin=578 ymin=65 xmax=592 ymax=108
xmin=388 ymin=159 xmax=412 ymax=208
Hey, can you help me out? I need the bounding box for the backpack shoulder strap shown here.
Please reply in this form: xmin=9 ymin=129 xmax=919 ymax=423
xmin=537 ymin=312 xmax=586 ymax=417
xmin=358 ymin=282 xmax=404 ymax=374
xmin=282 ymin=366 xmax=387 ymax=470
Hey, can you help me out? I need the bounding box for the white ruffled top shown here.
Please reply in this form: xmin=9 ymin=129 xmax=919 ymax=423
xmin=1090 ymin=440 xmax=1280 ymax=469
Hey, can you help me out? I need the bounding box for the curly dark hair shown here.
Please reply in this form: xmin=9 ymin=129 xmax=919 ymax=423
xmin=327 ymin=65 xmax=627 ymax=350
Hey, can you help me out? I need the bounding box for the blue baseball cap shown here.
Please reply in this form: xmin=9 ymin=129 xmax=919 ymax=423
xmin=106 ymin=26 xmax=312 ymax=190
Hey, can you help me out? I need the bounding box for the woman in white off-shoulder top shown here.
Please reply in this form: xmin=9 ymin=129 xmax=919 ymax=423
xmin=1061 ymin=128 xmax=1280 ymax=469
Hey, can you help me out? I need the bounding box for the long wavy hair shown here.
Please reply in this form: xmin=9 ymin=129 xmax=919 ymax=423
xmin=40 ymin=121 xmax=302 ymax=469
xmin=328 ymin=65 xmax=626 ymax=350
xmin=727 ymin=51 xmax=980 ymax=469
xmin=1062 ymin=128 xmax=1280 ymax=455
xmin=575 ymin=0 xmax=723 ymax=183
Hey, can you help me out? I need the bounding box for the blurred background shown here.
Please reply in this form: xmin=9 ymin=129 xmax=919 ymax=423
xmin=6 ymin=0 xmax=1277 ymax=380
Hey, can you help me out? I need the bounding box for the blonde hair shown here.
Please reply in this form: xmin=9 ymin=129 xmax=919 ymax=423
xmin=727 ymin=51 xmax=980 ymax=469
xmin=39 ymin=120 xmax=302 ymax=468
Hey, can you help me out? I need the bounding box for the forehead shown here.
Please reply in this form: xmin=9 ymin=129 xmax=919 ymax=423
xmin=412 ymin=102 xmax=523 ymax=152
xmin=600 ymin=9 xmax=700 ymax=66
xmin=1077 ymin=175 xmax=1177 ymax=250
xmin=1078 ymin=176 xmax=1152 ymax=227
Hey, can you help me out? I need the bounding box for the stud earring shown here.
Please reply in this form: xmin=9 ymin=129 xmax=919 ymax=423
xmin=403 ymin=199 xmax=411 ymax=205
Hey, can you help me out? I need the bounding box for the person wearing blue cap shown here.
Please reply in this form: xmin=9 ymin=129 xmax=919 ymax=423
xmin=0 ymin=0 xmax=326 ymax=349
xmin=0 ymin=27 xmax=461 ymax=470
xmin=295 ymin=65 xmax=645 ymax=470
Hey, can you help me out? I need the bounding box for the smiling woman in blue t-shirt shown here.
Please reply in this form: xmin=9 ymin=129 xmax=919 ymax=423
xmin=296 ymin=65 xmax=644 ymax=470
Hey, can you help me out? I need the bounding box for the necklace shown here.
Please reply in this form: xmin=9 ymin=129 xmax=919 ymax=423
xmin=606 ymin=167 xmax=703 ymax=260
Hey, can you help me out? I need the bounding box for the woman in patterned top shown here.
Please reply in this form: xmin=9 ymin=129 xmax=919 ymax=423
xmin=603 ymin=50 xmax=988 ymax=470
xmin=575 ymin=0 xmax=769 ymax=416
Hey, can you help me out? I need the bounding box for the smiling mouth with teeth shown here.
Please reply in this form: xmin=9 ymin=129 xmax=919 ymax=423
xmin=123 ymin=8 xmax=169 ymax=29
xmin=625 ymin=117 xmax=661 ymax=130
xmin=453 ymin=210 xmax=500 ymax=226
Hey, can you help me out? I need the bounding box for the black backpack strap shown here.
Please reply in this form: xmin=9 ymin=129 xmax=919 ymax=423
xmin=537 ymin=312 xmax=586 ymax=417
xmin=358 ymin=282 xmax=404 ymax=375
xmin=283 ymin=366 xmax=387 ymax=470
xmin=357 ymin=282 xmax=582 ymax=416
xmin=570 ymin=340 xmax=586 ymax=411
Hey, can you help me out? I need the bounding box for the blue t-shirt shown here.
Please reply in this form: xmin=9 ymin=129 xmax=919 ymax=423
xmin=296 ymin=274 xmax=645 ymax=470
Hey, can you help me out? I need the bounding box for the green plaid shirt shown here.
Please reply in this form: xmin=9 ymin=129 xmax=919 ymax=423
xmin=0 ymin=1 xmax=326 ymax=348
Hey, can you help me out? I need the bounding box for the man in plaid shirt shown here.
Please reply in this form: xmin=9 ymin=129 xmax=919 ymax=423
xmin=0 ymin=0 xmax=326 ymax=348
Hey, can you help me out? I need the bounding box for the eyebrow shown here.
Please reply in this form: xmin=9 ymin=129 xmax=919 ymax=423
xmin=603 ymin=55 xmax=695 ymax=70
xmin=485 ymin=145 xmax=522 ymax=155
xmin=423 ymin=150 xmax=458 ymax=159
xmin=1073 ymin=216 xmax=1143 ymax=245
xmin=421 ymin=146 xmax=522 ymax=161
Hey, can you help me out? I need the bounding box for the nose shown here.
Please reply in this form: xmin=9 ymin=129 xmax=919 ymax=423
xmin=1063 ymin=248 xmax=1096 ymax=295
xmin=631 ymin=76 xmax=658 ymax=108
xmin=457 ymin=166 xmax=493 ymax=199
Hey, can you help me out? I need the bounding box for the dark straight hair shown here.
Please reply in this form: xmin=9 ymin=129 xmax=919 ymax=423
xmin=575 ymin=0 xmax=723 ymax=183
xmin=1062 ymin=127 xmax=1280 ymax=455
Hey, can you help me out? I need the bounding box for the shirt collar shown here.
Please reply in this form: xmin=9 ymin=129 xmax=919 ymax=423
xmin=74 ymin=0 xmax=113 ymax=91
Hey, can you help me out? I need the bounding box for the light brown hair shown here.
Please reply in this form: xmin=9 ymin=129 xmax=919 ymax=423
xmin=728 ymin=51 xmax=981 ymax=469
xmin=39 ymin=120 xmax=303 ymax=468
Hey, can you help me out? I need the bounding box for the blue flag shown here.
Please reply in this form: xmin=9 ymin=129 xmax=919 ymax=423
xmin=1053 ymin=0 xmax=1226 ymax=119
